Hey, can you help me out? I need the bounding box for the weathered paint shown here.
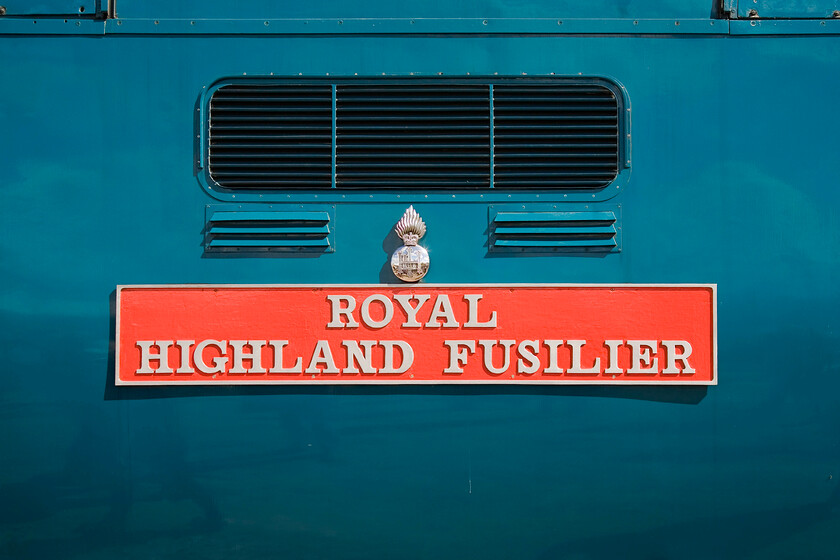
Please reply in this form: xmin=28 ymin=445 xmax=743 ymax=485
xmin=1 ymin=5 xmax=840 ymax=559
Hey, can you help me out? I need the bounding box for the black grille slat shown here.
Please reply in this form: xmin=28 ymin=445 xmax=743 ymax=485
xmin=207 ymin=80 xmax=622 ymax=190
xmin=493 ymin=83 xmax=619 ymax=188
xmin=335 ymin=84 xmax=491 ymax=188
xmin=208 ymin=84 xmax=333 ymax=189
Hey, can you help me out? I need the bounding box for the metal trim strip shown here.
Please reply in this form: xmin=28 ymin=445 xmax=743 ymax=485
xmin=0 ymin=18 xmax=734 ymax=36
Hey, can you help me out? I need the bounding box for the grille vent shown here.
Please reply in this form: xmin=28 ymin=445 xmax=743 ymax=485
xmin=490 ymin=210 xmax=618 ymax=252
xmin=205 ymin=210 xmax=333 ymax=252
xmin=493 ymin=86 xmax=620 ymax=188
xmin=207 ymin=80 xmax=622 ymax=190
xmin=208 ymin=85 xmax=333 ymax=189
xmin=336 ymin=84 xmax=491 ymax=188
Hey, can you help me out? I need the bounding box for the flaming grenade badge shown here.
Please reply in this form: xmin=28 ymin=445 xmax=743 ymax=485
xmin=391 ymin=206 xmax=430 ymax=282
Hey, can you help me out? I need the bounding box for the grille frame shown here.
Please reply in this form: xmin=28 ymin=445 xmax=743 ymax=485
xmin=199 ymin=76 xmax=629 ymax=202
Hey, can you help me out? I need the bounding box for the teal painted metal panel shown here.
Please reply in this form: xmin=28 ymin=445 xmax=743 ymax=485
xmin=494 ymin=211 xmax=616 ymax=222
xmin=1 ymin=15 xmax=840 ymax=560
xmin=114 ymin=0 xmax=721 ymax=20
xmin=208 ymin=211 xmax=331 ymax=222
xmin=0 ymin=0 xmax=96 ymax=15
xmin=208 ymin=238 xmax=330 ymax=247
xmin=731 ymin=0 xmax=840 ymax=19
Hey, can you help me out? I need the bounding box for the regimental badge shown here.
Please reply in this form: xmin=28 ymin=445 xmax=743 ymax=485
xmin=391 ymin=206 xmax=430 ymax=282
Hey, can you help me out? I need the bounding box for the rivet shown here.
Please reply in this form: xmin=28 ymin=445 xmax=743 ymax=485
xmin=154 ymin=20 xmax=159 ymax=24
xmin=482 ymin=20 xmax=488 ymax=25
xmin=264 ymin=21 xmax=269 ymax=26
xmin=557 ymin=20 xmax=562 ymax=25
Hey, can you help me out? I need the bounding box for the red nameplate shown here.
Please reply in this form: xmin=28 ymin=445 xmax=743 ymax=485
xmin=116 ymin=285 xmax=716 ymax=385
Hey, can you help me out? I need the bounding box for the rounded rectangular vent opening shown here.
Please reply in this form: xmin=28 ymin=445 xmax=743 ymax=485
xmin=206 ymin=78 xmax=623 ymax=191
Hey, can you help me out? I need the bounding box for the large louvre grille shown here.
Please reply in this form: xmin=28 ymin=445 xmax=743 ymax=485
xmin=206 ymin=80 xmax=621 ymax=190
xmin=493 ymin=85 xmax=619 ymax=188
xmin=208 ymin=85 xmax=333 ymax=188
xmin=336 ymin=84 xmax=490 ymax=188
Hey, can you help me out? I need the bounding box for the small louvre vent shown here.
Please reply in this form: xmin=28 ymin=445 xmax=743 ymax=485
xmin=493 ymin=85 xmax=619 ymax=188
xmin=336 ymin=84 xmax=491 ymax=188
xmin=208 ymin=85 xmax=333 ymax=189
xmin=490 ymin=210 xmax=618 ymax=252
xmin=205 ymin=210 xmax=332 ymax=252
xmin=206 ymin=79 xmax=623 ymax=191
